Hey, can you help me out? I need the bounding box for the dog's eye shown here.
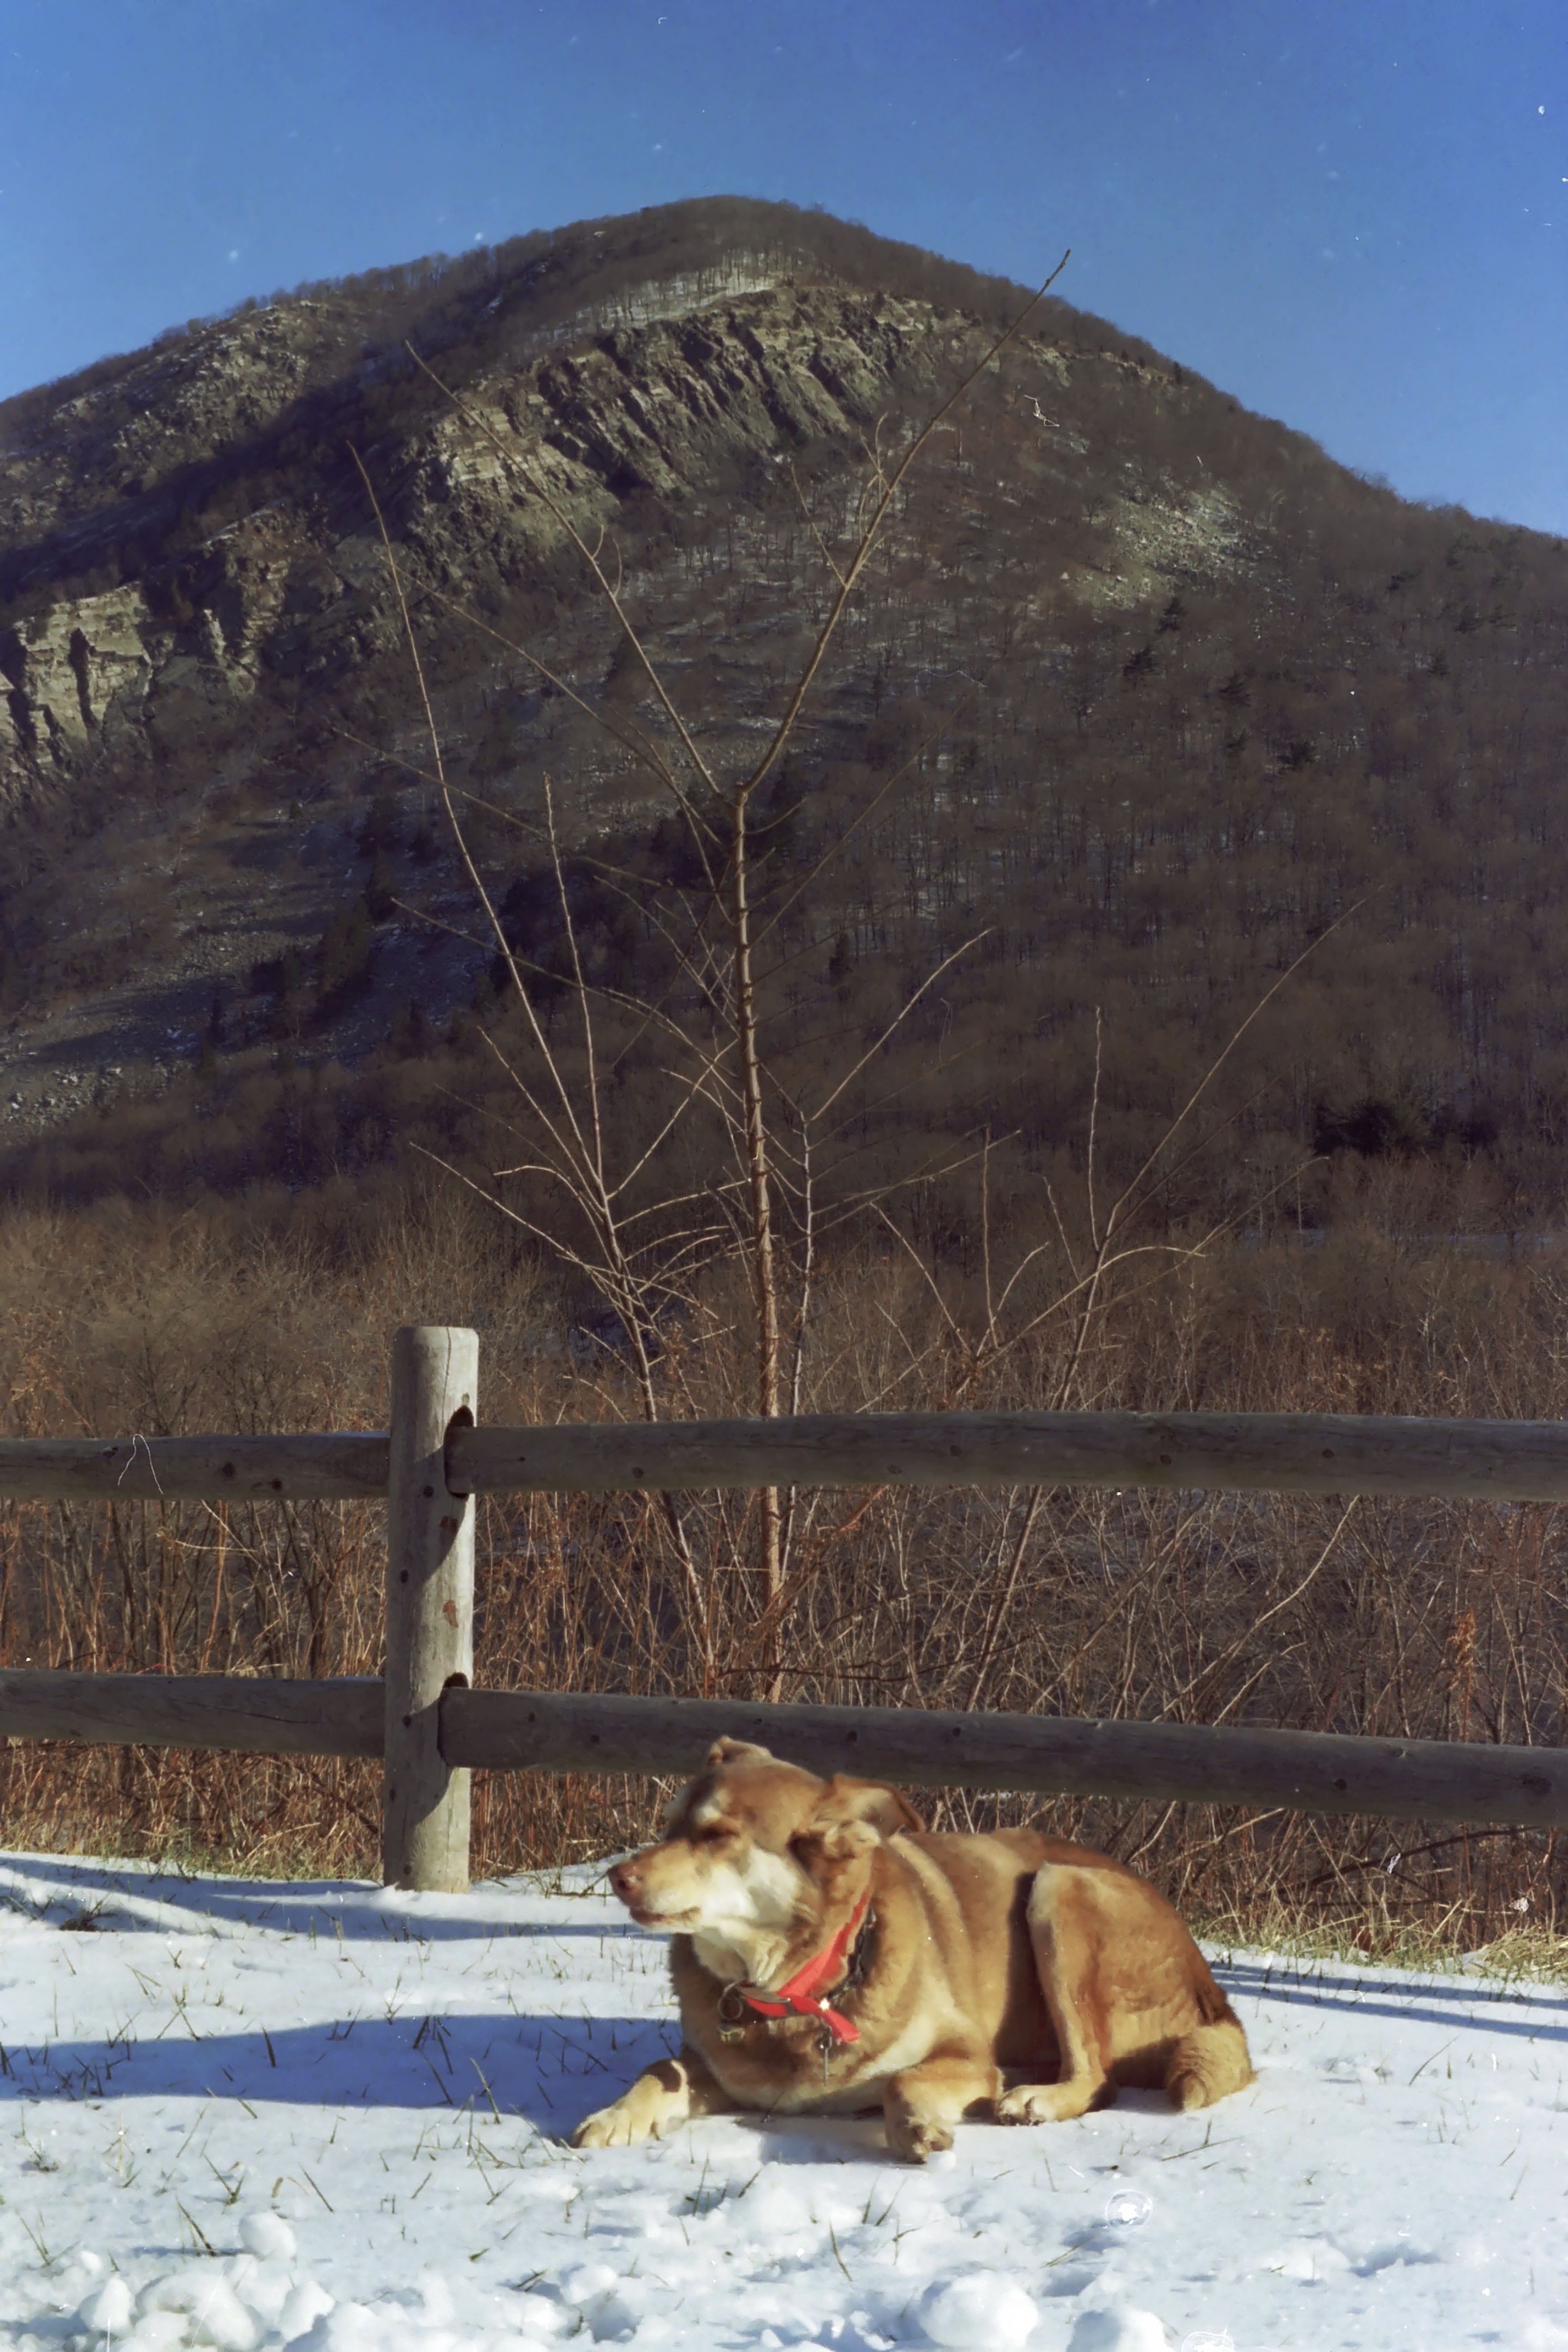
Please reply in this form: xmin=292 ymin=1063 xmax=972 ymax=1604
xmin=695 ymin=1824 xmax=733 ymax=1845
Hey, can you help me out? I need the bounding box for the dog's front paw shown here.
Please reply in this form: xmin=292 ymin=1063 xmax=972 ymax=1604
xmin=571 ymin=2098 xmax=654 ymax=2149
xmin=886 ymin=2115 xmax=953 ymax=2164
xmin=997 ymin=2081 xmax=1096 ymax=2125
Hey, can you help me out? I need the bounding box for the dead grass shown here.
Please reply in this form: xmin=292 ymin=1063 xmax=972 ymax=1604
xmin=1192 ymin=1906 xmax=1568 ymax=1988
xmin=0 ymin=1181 xmax=1561 ymax=1962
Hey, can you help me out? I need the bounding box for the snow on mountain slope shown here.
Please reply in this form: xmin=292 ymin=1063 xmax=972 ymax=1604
xmin=0 ymin=1850 xmax=1560 ymax=2351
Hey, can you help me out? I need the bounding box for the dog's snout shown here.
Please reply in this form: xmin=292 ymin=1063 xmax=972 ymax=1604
xmin=609 ymin=1858 xmax=642 ymax=1904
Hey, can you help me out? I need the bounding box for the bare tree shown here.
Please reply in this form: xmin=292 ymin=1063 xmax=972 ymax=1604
xmin=354 ymin=259 xmax=1068 ymax=1610
xmin=353 ymin=246 xmax=1345 ymax=1708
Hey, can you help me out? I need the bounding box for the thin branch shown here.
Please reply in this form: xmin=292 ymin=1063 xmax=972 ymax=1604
xmin=404 ymin=347 xmax=725 ymax=805
xmin=810 ymin=933 xmax=990 ymax=1125
xmin=737 ymin=254 xmax=1071 ymax=811
xmin=1104 ymin=896 xmax=1377 ymax=1245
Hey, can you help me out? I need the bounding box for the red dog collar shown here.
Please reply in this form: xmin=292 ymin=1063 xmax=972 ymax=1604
xmin=731 ymin=1888 xmax=873 ymax=2044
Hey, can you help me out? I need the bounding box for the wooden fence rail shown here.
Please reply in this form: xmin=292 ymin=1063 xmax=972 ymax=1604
xmin=10 ymin=1406 xmax=1568 ymax=1505
xmin=4 ymin=1672 xmax=1558 ymax=1829
xmin=0 ymin=1328 xmax=1564 ymax=1889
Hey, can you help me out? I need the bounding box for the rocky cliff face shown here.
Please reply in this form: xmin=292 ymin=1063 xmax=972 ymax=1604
xmin=0 ymin=214 xmax=1219 ymax=816
xmin=0 ymin=284 xmax=961 ymax=802
xmin=0 ymin=207 xmax=1108 ymax=1140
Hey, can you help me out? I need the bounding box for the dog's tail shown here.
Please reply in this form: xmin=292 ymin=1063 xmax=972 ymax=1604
xmin=1164 ymin=2001 xmax=1253 ymax=2112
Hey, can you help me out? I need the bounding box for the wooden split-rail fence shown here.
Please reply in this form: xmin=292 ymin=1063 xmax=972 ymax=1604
xmin=1 ymin=1325 xmax=1565 ymax=1891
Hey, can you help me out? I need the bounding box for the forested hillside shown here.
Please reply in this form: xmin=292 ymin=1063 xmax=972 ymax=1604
xmin=1 ymin=195 xmax=1564 ymax=1233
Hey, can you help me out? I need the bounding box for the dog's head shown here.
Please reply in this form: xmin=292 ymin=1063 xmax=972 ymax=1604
xmin=605 ymin=1738 xmax=923 ymax=1950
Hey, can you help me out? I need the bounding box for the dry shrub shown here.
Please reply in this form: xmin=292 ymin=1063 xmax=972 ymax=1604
xmin=0 ymin=1181 xmax=1562 ymax=1962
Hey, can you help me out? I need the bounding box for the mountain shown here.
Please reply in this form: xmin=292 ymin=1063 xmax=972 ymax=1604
xmin=1 ymin=195 xmax=1565 ymax=1230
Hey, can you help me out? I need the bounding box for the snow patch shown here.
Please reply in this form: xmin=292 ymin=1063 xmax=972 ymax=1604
xmin=1067 ymin=2305 xmax=1171 ymax=2349
xmin=919 ymin=2271 xmax=1039 ymax=2347
xmin=0 ymin=1849 xmax=1559 ymax=2351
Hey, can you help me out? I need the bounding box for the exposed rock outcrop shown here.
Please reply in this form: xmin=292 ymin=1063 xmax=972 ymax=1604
xmin=0 ymin=279 xmax=973 ymax=804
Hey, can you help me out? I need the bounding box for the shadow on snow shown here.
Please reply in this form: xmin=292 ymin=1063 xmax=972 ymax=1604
xmin=1215 ymin=1958 xmax=1568 ymax=2042
xmin=0 ymin=2010 xmax=681 ymax=2135
xmin=0 ymin=1853 xmax=641 ymax=1944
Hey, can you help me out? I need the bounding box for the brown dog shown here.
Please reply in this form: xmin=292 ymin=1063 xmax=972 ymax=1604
xmin=572 ymin=1738 xmax=1252 ymax=2163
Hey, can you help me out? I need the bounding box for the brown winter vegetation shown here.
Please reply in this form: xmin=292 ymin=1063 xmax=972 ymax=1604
xmin=0 ymin=1182 xmax=1561 ymax=1959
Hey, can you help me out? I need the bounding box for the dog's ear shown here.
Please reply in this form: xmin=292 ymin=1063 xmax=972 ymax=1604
xmin=665 ymin=1737 xmax=775 ymax=1826
xmin=706 ymin=1736 xmax=774 ymax=1769
xmin=807 ymin=1774 xmax=924 ymax=1853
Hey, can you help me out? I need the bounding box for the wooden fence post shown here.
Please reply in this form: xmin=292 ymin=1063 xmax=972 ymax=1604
xmin=383 ymin=1325 xmax=478 ymax=1891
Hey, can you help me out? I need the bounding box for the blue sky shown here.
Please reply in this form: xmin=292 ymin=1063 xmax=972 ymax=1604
xmin=3 ymin=0 xmax=1564 ymax=534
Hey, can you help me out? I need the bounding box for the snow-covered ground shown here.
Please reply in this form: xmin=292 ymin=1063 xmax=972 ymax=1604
xmin=0 ymin=1850 xmax=1561 ymax=2352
